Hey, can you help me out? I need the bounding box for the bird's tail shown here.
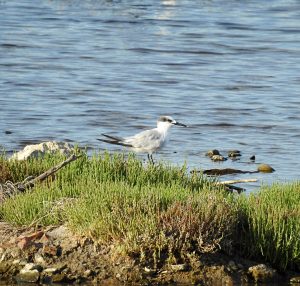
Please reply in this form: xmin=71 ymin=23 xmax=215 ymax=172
xmin=97 ymin=134 xmax=133 ymax=148
xmin=101 ymin=133 xmax=124 ymax=141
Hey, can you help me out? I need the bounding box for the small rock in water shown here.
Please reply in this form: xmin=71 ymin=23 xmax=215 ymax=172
xmin=205 ymin=149 xmax=220 ymax=157
xmin=248 ymin=264 xmax=276 ymax=282
xmin=10 ymin=141 xmax=74 ymax=161
xmin=250 ymin=155 xmax=256 ymax=161
xmin=211 ymin=155 xmax=227 ymax=162
xmin=290 ymin=276 xmax=300 ymax=283
xmin=257 ymin=164 xmax=275 ymax=173
xmin=228 ymin=150 xmax=241 ymax=158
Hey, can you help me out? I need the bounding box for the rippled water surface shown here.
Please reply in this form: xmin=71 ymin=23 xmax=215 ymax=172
xmin=1 ymin=0 xmax=300 ymax=191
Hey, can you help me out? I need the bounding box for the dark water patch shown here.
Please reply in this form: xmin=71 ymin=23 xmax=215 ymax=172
xmin=217 ymin=21 xmax=258 ymax=31
xmin=224 ymin=85 xmax=271 ymax=91
xmin=127 ymin=47 xmax=224 ymax=55
xmin=0 ymin=43 xmax=31 ymax=49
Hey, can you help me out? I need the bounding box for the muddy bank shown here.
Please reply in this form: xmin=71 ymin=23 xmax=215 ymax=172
xmin=0 ymin=222 xmax=298 ymax=285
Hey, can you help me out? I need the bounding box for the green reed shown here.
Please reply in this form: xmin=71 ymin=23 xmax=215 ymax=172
xmin=237 ymin=182 xmax=300 ymax=271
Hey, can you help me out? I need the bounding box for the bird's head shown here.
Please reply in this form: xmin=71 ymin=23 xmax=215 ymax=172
xmin=157 ymin=116 xmax=187 ymax=130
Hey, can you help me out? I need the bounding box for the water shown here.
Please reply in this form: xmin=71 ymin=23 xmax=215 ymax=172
xmin=1 ymin=0 xmax=300 ymax=191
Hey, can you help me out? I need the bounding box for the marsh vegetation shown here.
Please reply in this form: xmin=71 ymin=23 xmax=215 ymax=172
xmin=0 ymin=152 xmax=299 ymax=273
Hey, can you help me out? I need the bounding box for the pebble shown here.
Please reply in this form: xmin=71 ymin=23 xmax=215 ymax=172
xmin=43 ymin=267 xmax=58 ymax=274
xmin=228 ymin=260 xmax=238 ymax=271
xmin=16 ymin=269 xmax=40 ymax=283
xmin=211 ymin=155 xmax=227 ymax=162
xmin=170 ymin=264 xmax=188 ymax=272
xmin=257 ymin=164 xmax=275 ymax=173
xmin=290 ymin=276 xmax=300 ymax=283
xmin=248 ymin=264 xmax=276 ymax=282
xmin=51 ymin=273 xmax=66 ymax=283
xmin=228 ymin=150 xmax=241 ymax=158
xmin=84 ymin=269 xmax=92 ymax=277
xmin=34 ymin=253 xmax=46 ymax=265
xmin=205 ymin=149 xmax=220 ymax=157
xmin=17 ymin=263 xmax=42 ymax=283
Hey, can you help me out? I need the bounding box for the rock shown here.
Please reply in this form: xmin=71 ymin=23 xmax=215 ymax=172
xmin=0 ymin=262 xmax=10 ymax=274
xmin=206 ymin=149 xmax=220 ymax=157
xmin=228 ymin=260 xmax=238 ymax=271
xmin=16 ymin=269 xmax=40 ymax=283
xmin=47 ymin=225 xmax=71 ymax=240
xmin=84 ymin=269 xmax=92 ymax=277
xmin=21 ymin=262 xmax=43 ymax=273
xmin=290 ymin=276 xmax=300 ymax=283
xmin=43 ymin=267 xmax=58 ymax=274
xmin=17 ymin=264 xmax=42 ymax=283
xmin=250 ymin=155 xmax=255 ymax=161
xmin=17 ymin=230 xmax=44 ymax=250
xmin=211 ymin=155 xmax=227 ymax=162
xmin=228 ymin=150 xmax=241 ymax=158
xmin=248 ymin=264 xmax=276 ymax=282
xmin=34 ymin=253 xmax=46 ymax=265
xmin=42 ymin=244 xmax=59 ymax=256
xmin=51 ymin=273 xmax=67 ymax=283
xmin=170 ymin=264 xmax=188 ymax=272
xmin=10 ymin=141 xmax=74 ymax=160
xmin=257 ymin=164 xmax=275 ymax=173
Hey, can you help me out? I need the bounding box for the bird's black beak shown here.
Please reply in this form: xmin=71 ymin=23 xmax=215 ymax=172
xmin=174 ymin=121 xmax=188 ymax=127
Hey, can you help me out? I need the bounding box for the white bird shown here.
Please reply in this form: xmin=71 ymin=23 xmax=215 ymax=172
xmin=97 ymin=115 xmax=187 ymax=163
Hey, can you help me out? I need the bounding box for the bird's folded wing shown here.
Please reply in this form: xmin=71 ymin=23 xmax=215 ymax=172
xmin=125 ymin=129 xmax=161 ymax=148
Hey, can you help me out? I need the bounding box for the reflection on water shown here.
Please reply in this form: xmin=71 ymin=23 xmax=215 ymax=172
xmin=1 ymin=0 xmax=300 ymax=191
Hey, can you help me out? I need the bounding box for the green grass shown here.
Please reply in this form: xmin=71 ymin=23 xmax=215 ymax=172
xmin=1 ymin=151 xmax=300 ymax=271
xmin=0 ymin=152 xmax=234 ymax=266
xmin=237 ymin=182 xmax=300 ymax=271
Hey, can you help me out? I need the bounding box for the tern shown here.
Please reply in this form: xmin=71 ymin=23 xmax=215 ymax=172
xmin=97 ymin=115 xmax=187 ymax=163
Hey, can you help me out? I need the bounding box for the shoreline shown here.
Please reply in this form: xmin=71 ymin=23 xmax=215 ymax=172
xmin=0 ymin=222 xmax=297 ymax=285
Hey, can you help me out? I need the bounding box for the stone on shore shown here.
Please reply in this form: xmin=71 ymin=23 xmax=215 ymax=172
xmin=257 ymin=164 xmax=275 ymax=173
xmin=10 ymin=141 xmax=74 ymax=161
xmin=248 ymin=264 xmax=277 ymax=282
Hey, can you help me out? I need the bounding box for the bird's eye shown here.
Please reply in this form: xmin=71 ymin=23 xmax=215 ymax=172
xmin=167 ymin=119 xmax=172 ymax=123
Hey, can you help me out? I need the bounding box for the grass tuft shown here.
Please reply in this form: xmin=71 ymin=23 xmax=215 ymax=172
xmin=238 ymin=182 xmax=300 ymax=271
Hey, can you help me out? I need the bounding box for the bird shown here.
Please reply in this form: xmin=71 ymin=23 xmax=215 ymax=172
xmin=97 ymin=115 xmax=187 ymax=163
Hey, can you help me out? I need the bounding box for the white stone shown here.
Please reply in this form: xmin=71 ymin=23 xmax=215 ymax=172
xmin=21 ymin=263 xmax=37 ymax=272
xmin=10 ymin=141 xmax=74 ymax=160
xmin=34 ymin=253 xmax=46 ymax=265
xmin=43 ymin=267 xmax=58 ymax=273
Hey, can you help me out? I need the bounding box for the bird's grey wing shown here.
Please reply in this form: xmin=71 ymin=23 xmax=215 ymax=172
xmin=125 ymin=129 xmax=162 ymax=148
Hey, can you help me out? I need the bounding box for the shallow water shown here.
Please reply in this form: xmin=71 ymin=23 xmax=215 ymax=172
xmin=1 ymin=0 xmax=300 ymax=191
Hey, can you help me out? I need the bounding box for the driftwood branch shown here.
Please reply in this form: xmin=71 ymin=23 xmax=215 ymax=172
xmin=216 ymin=178 xmax=258 ymax=185
xmin=23 ymin=154 xmax=81 ymax=189
xmin=214 ymin=178 xmax=258 ymax=194
xmin=0 ymin=154 xmax=82 ymax=203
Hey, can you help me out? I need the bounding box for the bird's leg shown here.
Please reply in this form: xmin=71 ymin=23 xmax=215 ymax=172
xmin=147 ymin=154 xmax=154 ymax=165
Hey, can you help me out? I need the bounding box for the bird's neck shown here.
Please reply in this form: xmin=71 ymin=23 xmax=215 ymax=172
xmin=157 ymin=122 xmax=171 ymax=138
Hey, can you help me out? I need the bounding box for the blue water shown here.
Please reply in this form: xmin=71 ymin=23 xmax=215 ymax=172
xmin=1 ymin=0 xmax=300 ymax=191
